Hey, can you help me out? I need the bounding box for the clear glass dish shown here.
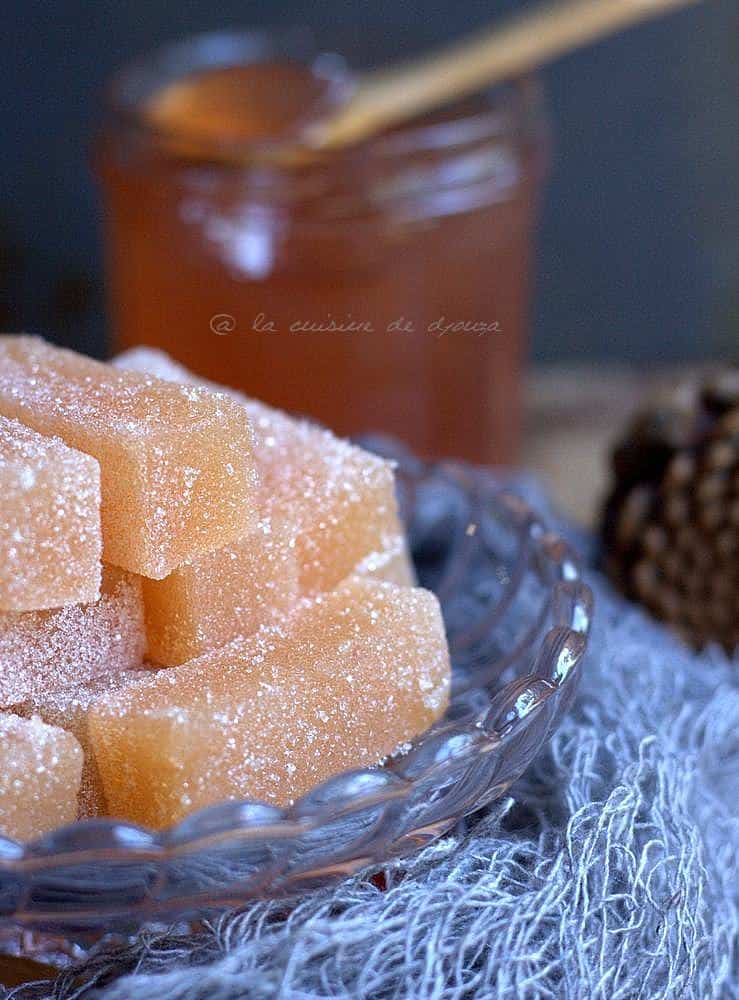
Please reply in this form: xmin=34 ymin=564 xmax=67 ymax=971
xmin=0 ymin=449 xmax=592 ymax=963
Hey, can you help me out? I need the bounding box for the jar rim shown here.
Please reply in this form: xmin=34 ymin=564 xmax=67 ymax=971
xmin=103 ymin=27 xmax=548 ymax=168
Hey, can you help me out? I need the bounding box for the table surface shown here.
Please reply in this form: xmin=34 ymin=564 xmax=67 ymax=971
xmin=522 ymin=364 xmax=704 ymax=526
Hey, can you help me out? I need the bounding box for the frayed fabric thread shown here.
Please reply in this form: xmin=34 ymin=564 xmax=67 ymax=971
xmin=7 ymin=483 xmax=738 ymax=1000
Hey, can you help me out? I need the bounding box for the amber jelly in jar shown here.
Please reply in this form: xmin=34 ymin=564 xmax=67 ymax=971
xmin=96 ymin=29 xmax=549 ymax=464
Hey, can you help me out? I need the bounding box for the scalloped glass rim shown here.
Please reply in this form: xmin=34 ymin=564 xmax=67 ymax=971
xmin=0 ymin=455 xmax=592 ymax=940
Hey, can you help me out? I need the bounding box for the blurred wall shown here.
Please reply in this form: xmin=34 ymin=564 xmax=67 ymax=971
xmin=1 ymin=0 xmax=736 ymax=362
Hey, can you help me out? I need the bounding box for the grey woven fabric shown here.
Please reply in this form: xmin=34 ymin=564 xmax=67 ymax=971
xmin=7 ymin=481 xmax=738 ymax=1000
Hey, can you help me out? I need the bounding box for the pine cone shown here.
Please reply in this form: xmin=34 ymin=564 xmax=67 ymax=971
xmin=602 ymin=368 xmax=738 ymax=652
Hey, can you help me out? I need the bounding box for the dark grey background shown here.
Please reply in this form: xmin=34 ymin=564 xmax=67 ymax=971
xmin=1 ymin=0 xmax=736 ymax=362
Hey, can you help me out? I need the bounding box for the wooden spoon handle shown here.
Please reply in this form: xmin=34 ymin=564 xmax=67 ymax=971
xmin=308 ymin=0 xmax=701 ymax=150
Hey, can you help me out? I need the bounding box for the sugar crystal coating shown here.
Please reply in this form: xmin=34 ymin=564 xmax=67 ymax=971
xmin=246 ymin=401 xmax=406 ymax=593
xmin=0 ymin=415 xmax=101 ymax=611
xmin=353 ymin=535 xmax=416 ymax=587
xmin=142 ymin=514 xmax=299 ymax=666
xmin=0 ymin=712 xmax=82 ymax=841
xmin=0 ymin=566 xmax=145 ymax=706
xmin=0 ymin=336 xmax=260 ymax=579
xmin=89 ymin=577 xmax=451 ymax=827
xmin=10 ymin=670 xmax=144 ymax=818
xmin=114 ymin=348 xmax=406 ymax=592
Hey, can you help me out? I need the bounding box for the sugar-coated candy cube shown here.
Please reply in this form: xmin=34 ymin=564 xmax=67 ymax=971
xmin=0 ymin=567 xmax=145 ymax=706
xmin=114 ymin=347 xmax=202 ymax=385
xmin=89 ymin=577 xmax=451 ymax=827
xmin=0 ymin=713 xmax=83 ymax=841
xmin=142 ymin=514 xmax=299 ymax=666
xmin=11 ymin=671 xmax=143 ymax=818
xmin=0 ymin=336 xmax=260 ymax=579
xmin=0 ymin=415 xmax=101 ymax=611
xmin=354 ymin=535 xmax=416 ymax=587
xmin=108 ymin=352 xmax=299 ymax=664
xmin=246 ymin=401 xmax=406 ymax=593
xmin=114 ymin=348 xmax=406 ymax=592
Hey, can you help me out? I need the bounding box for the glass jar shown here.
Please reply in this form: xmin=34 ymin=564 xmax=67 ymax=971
xmin=96 ymin=30 xmax=549 ymax=464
